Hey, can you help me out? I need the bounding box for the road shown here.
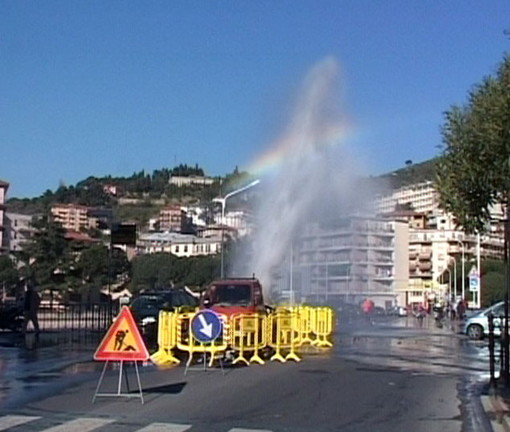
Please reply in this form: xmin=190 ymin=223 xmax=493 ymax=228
xmin=0 ymin=314 xmax=495 ymax=432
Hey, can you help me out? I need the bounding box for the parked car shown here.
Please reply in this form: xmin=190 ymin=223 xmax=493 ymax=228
xmin=373 ymin=306 xmax=386 ymax=316
xmin=130 ymin=288 xmax=199 ymax=346
xmin=388 ymin=306 xmax=408 ymax=317
xmin=464 ymin=301 xmax=505 ymax=340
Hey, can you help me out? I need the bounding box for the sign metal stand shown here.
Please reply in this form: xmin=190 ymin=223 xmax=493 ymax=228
xmin=92 ymin=360 xmax=144 ymax=404
xmin=185 ymin=310 xmax=225 ymax=375
xmin=184 ymin=346 xmax=225 ymax=375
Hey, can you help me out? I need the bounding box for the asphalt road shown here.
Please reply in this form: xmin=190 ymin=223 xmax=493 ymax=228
xmin=0 ymin=315 xmax=495 ymax=432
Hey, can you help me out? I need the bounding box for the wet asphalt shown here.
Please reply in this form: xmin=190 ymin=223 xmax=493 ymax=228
xmin=0 ymin=314 xmax=498 ymax=431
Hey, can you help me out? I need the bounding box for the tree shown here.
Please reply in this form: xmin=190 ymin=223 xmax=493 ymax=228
xmin=20 ymin=215 xmax=70 ymax=290
xmin=74 ymin=244 xmax=130 ymax=302
xmin=437 ymin=53 xmax=510 ymax=383
xmin=0 ymin=255 xmax=19 ymax=297
xmin=130 ymin=252 xmax=220 ymax=292
xmin=437 ymin=54 xmax=510 ymax=233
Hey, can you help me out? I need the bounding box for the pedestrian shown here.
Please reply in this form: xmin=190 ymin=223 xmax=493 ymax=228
xmin=450 ymin=301 xmax=457 ymax=320
xmin=457 ymin=299 xmax=466 ymax=320
xmin=361 ymin=298 xmax=374 ymax=324
xmin=22 ymin=280 xmax=41 ymax=335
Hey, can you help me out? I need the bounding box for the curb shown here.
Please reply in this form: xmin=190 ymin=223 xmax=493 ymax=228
xmin=481 ymin=394 xmax=510 ymax=432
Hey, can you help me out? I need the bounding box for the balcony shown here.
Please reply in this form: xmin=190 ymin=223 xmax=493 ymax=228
xmin=419 ymin=262 xmax=432 ymax=271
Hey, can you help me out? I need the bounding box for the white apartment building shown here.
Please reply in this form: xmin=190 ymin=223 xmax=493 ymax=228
xmin=377 ymin=181 xmax=438 ymax=214
xmin=377 ymin=179 xmax=505 ymax=306
xmin=4 ymin=212 xmax=37 ymax=252
xmin=279 ymin=216 xmax=409 ymax=309
xmin=169 ymin=175 xmax=215 ymax=187
xmin=137 ymin=232 xmax=222 ymax=257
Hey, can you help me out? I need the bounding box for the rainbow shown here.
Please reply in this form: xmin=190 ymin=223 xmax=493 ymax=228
xmin=244 ymin=121 xmax=354 ymax=178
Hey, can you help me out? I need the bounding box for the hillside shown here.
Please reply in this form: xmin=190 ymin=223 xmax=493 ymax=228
xmin=5 ymin=164 xmax=255 ymax=227
xmin=6 ymin=159 xmax=440 ymax=220
xmin=374 ymin=158 xmax=438 ymax=193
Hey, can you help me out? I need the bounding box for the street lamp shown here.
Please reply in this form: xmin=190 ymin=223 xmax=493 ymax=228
xmin=213 ymin=179 xmax=260 ymax=278
xmin=444 ymin=267 xmax=452 ymax=307
xmin=449 ymin=256 xmax=457 ymax=301
xmin=454 ymin=239 xmax=465 ymax=301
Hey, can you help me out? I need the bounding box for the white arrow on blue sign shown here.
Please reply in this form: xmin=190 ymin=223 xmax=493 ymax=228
xmin=469 ymin=275 xmax=479 ymax=292
xmin=191 ymin=310 xmax=222 ymax=343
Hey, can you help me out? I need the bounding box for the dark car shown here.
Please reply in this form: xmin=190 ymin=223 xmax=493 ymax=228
xmin=130 ymin=288 xmax=199 ymax=347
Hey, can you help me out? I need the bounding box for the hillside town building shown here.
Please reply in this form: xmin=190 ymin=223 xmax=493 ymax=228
xmin=137 ymin=231 xmax=221 ymax=257
xmin=0 ymin=180 xmax=8 ymax=254
xmin=4 ymin=212 xmax=37 ymax=253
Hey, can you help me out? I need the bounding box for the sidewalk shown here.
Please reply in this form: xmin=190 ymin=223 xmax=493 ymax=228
xmin=481 ymin=386 xmax=510 ymax=432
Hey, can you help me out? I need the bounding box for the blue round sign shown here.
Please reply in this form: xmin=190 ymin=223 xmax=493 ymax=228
xmin=191 ymin=310 xmax=222 ymax=343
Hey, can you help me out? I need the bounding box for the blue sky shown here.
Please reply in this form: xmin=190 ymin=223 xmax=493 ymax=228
xmin=1 ymin=1 xmax=509 ymax=198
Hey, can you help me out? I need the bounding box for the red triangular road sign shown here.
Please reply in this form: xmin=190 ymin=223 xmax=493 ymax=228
xmin=94 ymin=306 xmax=149 ymax=361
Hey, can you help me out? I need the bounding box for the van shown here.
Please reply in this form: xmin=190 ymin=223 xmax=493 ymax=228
xmin=200 ymin=277 xmax=265 ymax=316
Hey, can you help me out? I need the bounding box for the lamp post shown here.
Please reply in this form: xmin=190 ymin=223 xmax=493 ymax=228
xmin=451 ymin=257 xmax=457 ymax=301
xmin=454 ymin=239 xmax=465 ymax=301
xmin=213 ymin=179 xmax=260 ymax=278
xmin=444 ymin=267 xmax=452 ymax=309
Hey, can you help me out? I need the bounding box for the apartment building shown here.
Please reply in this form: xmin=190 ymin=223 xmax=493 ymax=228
xmin=51 ymin=203 xmax=93 ymax=232
xmin=4 ymin=212 xmax=37 ymax=252
xmin=159 ymin=206 xmax=187 ymax=232
xmin=0 ymin=180 xmax=8 ymax=253
xmin=377 ymin=181 xmax=438 ymax=214
xmin=137 ymin=231 xmax=221 ymax=257
xmin=408 ymin=228 xmax=504 ymax=299
xmin=279 ymin=216 xmax=409 ymax=309
xmin=169 ymin=175 xmax=215 ymax=187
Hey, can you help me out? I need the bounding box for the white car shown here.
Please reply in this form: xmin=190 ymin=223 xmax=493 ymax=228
xmin=464 ymin=301 xmax=505 ymax=340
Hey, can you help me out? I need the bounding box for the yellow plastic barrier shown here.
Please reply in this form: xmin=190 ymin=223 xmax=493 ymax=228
xmin=230 ymin=313 xmax=267 ymax=365
xmin=150 ymin=310 xmax=180 ymax=366
xmin=176 ymin=312 xmax=228 ymax=368
xmin=311 ymin=307 xmax=334 ymax=347
xmin=268 ymin=310 xmax=300 ymax=362
xmin=152 ymin=305 xmax=333 ymax=368
xmin=291 ymin=306 xmax=314 ymax=347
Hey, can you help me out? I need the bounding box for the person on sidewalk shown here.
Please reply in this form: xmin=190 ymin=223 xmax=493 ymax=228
xmin=22 ymin=280 xmax=41 ymax=335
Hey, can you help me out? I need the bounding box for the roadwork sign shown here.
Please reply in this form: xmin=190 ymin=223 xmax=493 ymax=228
xmin=94 ymin=306 xmax=149 ymax=361
xmin=191 ymin=310 xmax=222 ymax=343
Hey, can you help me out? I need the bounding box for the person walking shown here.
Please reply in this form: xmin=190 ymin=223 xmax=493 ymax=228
xmin=22 ymin=280 xmax=41 ymax=335
xmin=361 ymin=298 xmax=375 ymax=324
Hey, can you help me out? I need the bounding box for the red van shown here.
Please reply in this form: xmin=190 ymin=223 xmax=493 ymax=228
xmin=200 ymin=277 xmax=265 ymax=317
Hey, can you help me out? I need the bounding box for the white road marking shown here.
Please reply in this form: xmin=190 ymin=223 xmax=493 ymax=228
xmin=136 ymin=423 xmax=192 ymax=432
xmin=228 ymin=429 xmax=273 ymax=432
xmin=40 ymin=417 xmax=115 ymax=432
xmin=0 ymin=415 xmax=40 ymax=431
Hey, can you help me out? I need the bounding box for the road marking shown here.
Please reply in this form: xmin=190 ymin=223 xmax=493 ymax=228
xmin=228 ymin=429 xmax=273 ymax=432
xmin=136 ymin=423 xmax=192 ymax=432
xmin=0 ymin=415 xmax=40 ymax=431
xmin=41 ymin=417 xmax=115 ymax=432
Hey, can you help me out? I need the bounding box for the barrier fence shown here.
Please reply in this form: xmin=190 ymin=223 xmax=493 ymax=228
xmin=0 ymin=302 xmax=117 ymax=334
xmin=150 ymin=305 xmax=334 ymax=367
xmin=37 ymin=303 xmax=118 ymax=332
